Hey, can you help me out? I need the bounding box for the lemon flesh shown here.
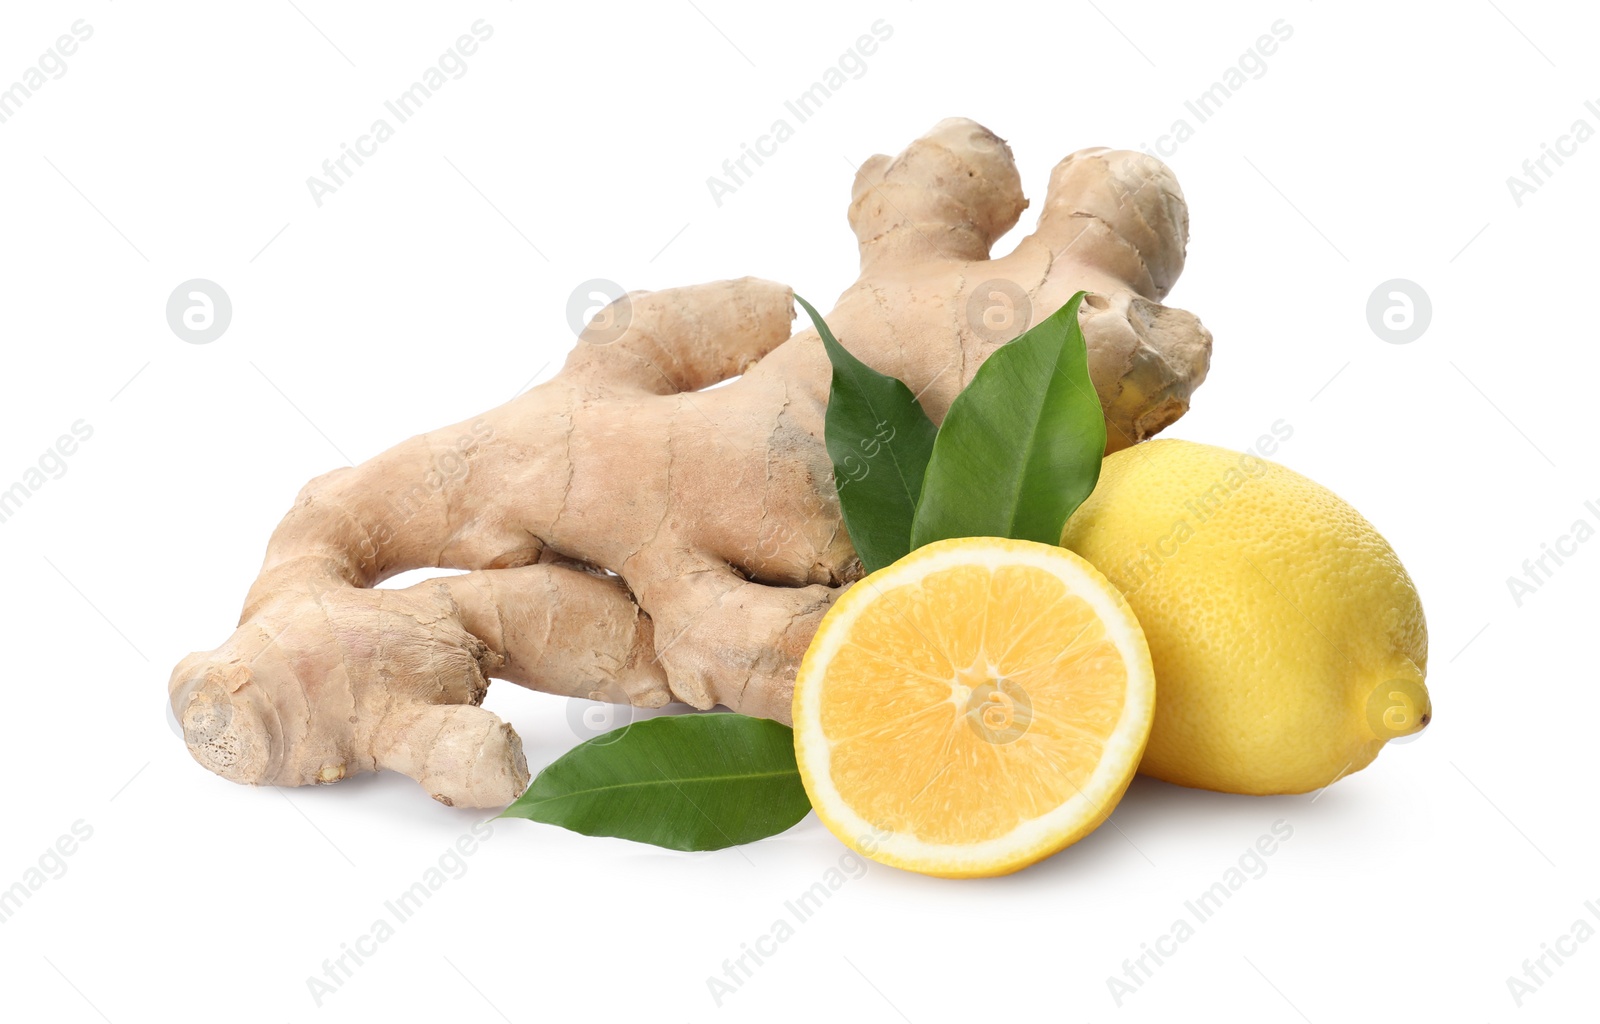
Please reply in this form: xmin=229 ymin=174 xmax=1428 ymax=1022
xmin=794 ymin=537 xmax=1155 ymax=878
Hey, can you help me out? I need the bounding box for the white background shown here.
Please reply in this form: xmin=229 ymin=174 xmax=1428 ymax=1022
xmin=0 ymin=1 xmax=1594 ymax=1020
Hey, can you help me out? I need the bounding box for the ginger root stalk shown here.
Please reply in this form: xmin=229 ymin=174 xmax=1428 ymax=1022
xmin=169 ymin=118 xmax=1212 ymax=808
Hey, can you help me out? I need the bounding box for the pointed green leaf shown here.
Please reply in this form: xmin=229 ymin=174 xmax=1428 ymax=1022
xmin=910 ymin=292 xmax=1105 ymax=547
xmin=500 ymin=714 xmax=811 ymax=851
xmin=795 ymin=293 xmax=938 ymax=573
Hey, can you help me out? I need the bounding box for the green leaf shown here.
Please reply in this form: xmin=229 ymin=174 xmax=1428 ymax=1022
xmin=796 ymin=293 xmax=938 ymax=574
xmin=910 ymin=292 xmax=1105 ymax=548
xmin=499 ymin=714 xmax=811 ymax=851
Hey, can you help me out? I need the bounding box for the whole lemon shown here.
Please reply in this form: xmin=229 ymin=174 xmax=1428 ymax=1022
xmin=1060 ymin=439 xmax=1429 ymax=794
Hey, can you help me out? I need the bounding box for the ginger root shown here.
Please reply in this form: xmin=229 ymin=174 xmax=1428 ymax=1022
xmin=169 ymin=118 xmax=1211 ymax=808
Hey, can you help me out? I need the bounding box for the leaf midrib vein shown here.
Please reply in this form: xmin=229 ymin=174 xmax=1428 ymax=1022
xmin=527 ymin=769 xmax=799 ymax=805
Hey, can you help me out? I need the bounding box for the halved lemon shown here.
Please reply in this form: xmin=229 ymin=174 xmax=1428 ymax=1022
xmin=794 ymin=537 xmax=1155 ymax=878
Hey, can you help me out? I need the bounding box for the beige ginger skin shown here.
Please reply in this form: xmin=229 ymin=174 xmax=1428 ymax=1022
xmin=169 ymin=118 xmax=1212 ymax=808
